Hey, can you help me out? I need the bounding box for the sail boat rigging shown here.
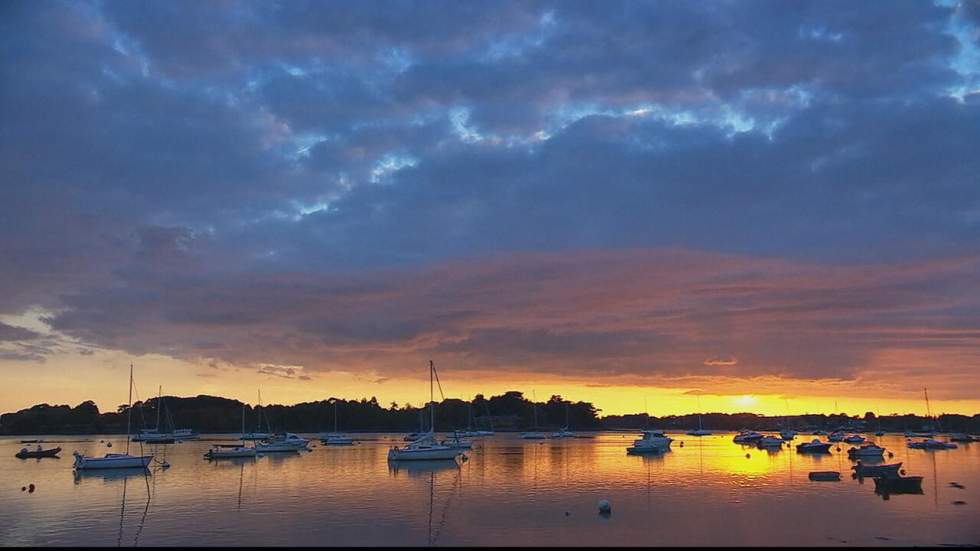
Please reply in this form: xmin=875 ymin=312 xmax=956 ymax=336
xmin=521 ymin=390 xmax=547 ymax=439
xmin=321 ymin=400 xmax=355 ymax=445
xmin=687 ymin=394 xmax=712 ymax=436
xmin=74 ymin=364 xmax=154 ymax=470
xmin=388 ymin=361 xmax=466 ymax=461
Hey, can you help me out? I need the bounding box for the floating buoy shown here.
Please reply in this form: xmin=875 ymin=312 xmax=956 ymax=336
xmin=21 ymin=486 xmax=26 ymax=492
xmin=28 ymin=484 xmax=35 ymax=493
xmin=598 ymin=499 xmax=611 ymax=515
xmin=887 ymin=452 xmax=894 ymax=458
xmin=679 ymin=442 xmax=684 ymax=447
xmin=106 ymin=442 xmax=113 ymax=448
xmin=745 ymin=453 xmax=751 ymax=459
xmin=835 ymin=446 xmax=841 ymax=451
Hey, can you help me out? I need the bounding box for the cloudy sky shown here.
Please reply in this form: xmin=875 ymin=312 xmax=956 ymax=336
xmin=1 ymin=0 xmax=979 ymax=415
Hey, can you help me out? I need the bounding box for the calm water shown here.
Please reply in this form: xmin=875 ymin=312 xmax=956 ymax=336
xmin=1 ymin=433 xmax=978 ymax=546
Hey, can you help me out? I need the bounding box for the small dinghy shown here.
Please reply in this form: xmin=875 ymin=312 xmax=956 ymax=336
xmin=808 ymin=471 xmax=841 ymax=481
xmin=16 ymin=446 xmax=62 ymax=459
xmin=852 ymin=461 xmax=902 ymax=478
xmin=874 ymin=475 xmax=923 ymax=495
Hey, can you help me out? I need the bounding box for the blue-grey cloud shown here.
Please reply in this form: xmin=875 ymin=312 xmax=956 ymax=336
xmin=1 ymin=0 xmax=978 ymax=393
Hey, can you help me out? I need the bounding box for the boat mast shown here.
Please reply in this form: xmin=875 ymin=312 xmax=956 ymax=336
xmin=156 ymin=385 xmax=162 ymax=432
xmin=429 ymin=360 xmax=435 ymax=434
xmin=924 ymin=387 xmax=940 ymax=432
xmin=126 ymin=364 xmax=133 ymax=454
xmin=532 ymin=390 xmax=538 ymax=429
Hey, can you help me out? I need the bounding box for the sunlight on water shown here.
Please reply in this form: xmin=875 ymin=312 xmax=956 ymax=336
xmin=1 ymin=433 xmax=978 ymax=546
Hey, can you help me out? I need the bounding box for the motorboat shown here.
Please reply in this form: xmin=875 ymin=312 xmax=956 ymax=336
xmin=756 ymin=435 xmax=784 ymax=449
xmin=256 ymin=432 xmax=309 ymax=452
xmin=847 ymin=443 xmax=885 ymax=457
xmin=74 ymin=364 xmax=153 ymax=471
xmin=627 ymin=430 xmax=673 ymax=454
xmin=796 ymin=439 xmax=832 ymax=453
xmin=852 ymin=461 xmax=902 ymax=478
xmin=949 ymin=433 xmax=977 ymax=443
xmin=388 ymin=361 xmax=467 ymax=462
xmin=808 ymin=471 xmax=841 ymax=481
xmin=241 ymin=432 xmax=272 ymax=441
xmin=779 ymin=429 xmax=797 ymax=441
xmin=907 ymin=438 xmax=957 ymax=450
xmin=16 ymin=445 xmax=61 ymax=459
xmin=843 ymin=434 xmax=866 ymax=444
xmin=733 ymin=430 xmax=763 ymax=444
xmin=204 ymin=444 xmax=256 ymax=459
xmin=827 ymin=431 xmax=846 ymax=442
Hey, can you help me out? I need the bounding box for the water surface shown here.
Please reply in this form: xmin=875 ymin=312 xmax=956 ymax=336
xmin=2 ymin=433 xmax=978 ymax=546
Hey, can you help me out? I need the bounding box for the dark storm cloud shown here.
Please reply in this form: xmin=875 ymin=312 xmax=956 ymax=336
xmin=1 ymin=0 xmax=978 ymax=391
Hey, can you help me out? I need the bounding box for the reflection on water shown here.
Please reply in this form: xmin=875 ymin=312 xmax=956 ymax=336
xmin=1 ymin=433 xmax=978 ymax=546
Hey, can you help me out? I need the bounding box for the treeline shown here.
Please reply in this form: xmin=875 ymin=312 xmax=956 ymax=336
xmin=0 ymin=391 xmax=601 ymax=435
xmin=3 ymin=393 xmax=979 ymax=435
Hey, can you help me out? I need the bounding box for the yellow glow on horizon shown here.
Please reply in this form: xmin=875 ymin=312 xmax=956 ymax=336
xmin=2 ymin=350 xmax=979 ymax=418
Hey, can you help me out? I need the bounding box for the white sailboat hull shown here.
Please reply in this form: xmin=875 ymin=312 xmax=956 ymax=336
xmin=74 ymin=453 xmax=153 ymax=470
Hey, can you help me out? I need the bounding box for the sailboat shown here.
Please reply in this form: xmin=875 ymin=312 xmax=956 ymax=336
xmin=74 ymin=365 xmax=154 ymax=470
xmin=521 ymin=391 xmax=547 ymax=439
xmin=551 ymin=401 xmax=575 ymax=438
xmin=241 ymin=390 xmax=272 ymax=440
xmin=205 ymin=404 xmax=256 ymax=459
xmin=686 ymin=395 xmax=712 ymax=436
xmin=907 ymin=388 xmax=957 ymax=450
xmin=133 ymin=386 xmax=175 ymax=443
xmin=388 ymin=361 xmax=465 ymax=461
xmin=779 ymin=398 xmax=796 ymax=440
xmin=321 ymin=400 xmax=354 ymax=445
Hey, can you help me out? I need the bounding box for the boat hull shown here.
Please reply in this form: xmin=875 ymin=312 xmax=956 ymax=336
xmin=388 ymin=448 xmax=461 ymax=461
xmin=74 ymin=454 xmax=153 ymax=470
xmin=205 ymin=448 xmax=256 ymax=459
xmin=16 ymin=447 xmax=62 ymax=459
xmin=852 ymin=462 xmax=902 ymax=478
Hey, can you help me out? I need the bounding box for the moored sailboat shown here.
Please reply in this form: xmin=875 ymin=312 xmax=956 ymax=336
xmin=388 ymin=361 xmax=465 ymax=461
xmin=74 ymin=365 xmax=153 ymax=470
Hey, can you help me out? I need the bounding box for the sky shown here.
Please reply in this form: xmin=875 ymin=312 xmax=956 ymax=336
xmin=1 ymin=0 xmax=979 ymax=417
